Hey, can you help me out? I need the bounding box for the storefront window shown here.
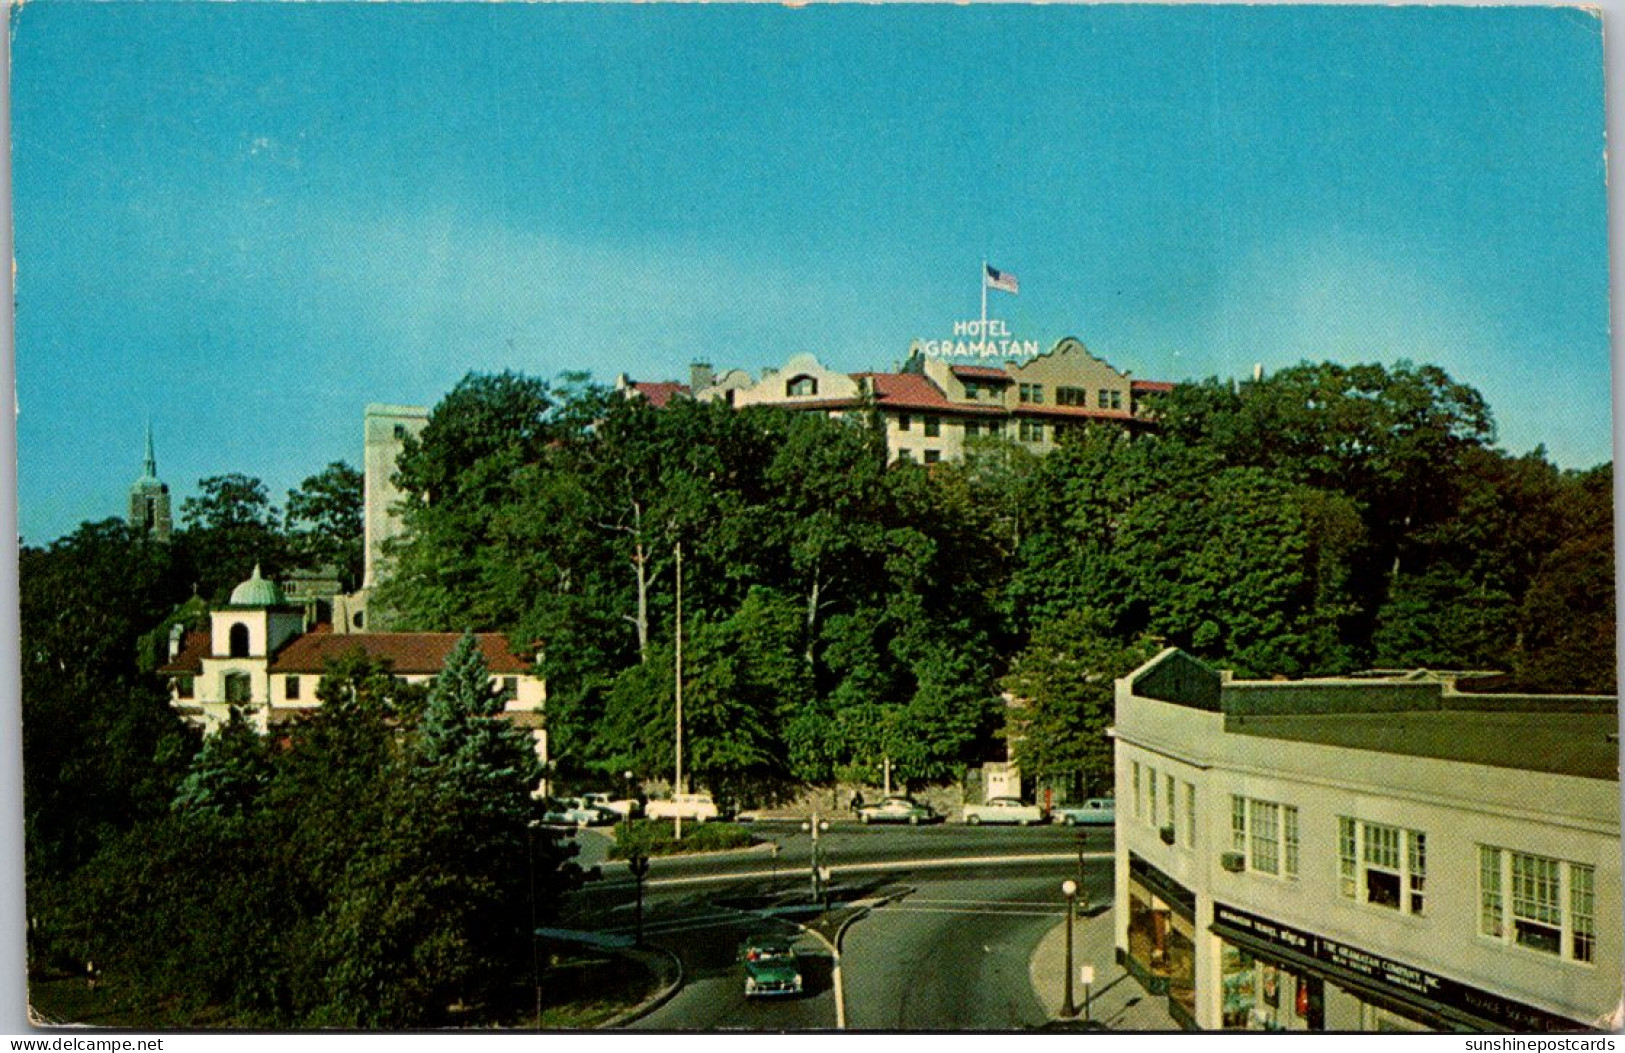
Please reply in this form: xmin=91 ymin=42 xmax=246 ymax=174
xmin=1127 ymin=882 xmax=1170 ymax=985
xmin=1167 ymin=910 xmax=1196 ymax=1022
xmin=1219 ymin=942 xmax=1318 ymax=1031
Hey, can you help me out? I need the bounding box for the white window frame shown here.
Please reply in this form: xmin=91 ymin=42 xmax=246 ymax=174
xmin=1338 ymin=817 xmax=1425 ymax=914
xmin=1478 ymin=846 xmax=1595 ymax=963
xmin=1230 ymin=795 xmax=1298 ymax=880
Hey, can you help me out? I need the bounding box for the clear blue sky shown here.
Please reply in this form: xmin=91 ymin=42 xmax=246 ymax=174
xmin=12 ymin=3 xmax=1611 ymax=544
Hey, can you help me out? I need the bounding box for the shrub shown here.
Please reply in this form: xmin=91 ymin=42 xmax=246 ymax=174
xmin=608 ymin=820 xmax=758 ymax=859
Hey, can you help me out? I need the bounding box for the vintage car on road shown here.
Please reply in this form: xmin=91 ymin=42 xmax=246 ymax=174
xmin=1050 ymin=797 xmax=1116 ymax=826
xmin=857 ymin=796 xmax=937 ymax=825
xmin=960 ymin=796 xmax=1047 ymax=826
xmin=643 ymin=792 xmax=721 ymax=822
xmin=740 ymin=934 xmax=804 ymax=997
xmin=582 ymin=792 xmax=641 ymax=820
xmin=542 ymin=797 xmax=617 ymax=827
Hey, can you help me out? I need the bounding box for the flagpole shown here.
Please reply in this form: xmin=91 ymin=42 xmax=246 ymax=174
xmin=980 ymin=258 xmax=988 ymax=341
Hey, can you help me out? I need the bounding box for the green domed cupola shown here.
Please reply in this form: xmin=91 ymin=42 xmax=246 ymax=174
xmin=229 ymin=564 xmax=286 ymax=607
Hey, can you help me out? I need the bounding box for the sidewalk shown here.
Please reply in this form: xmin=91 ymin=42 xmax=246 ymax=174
xmin=1028 ymin=904 xmax=1184 ymax=1031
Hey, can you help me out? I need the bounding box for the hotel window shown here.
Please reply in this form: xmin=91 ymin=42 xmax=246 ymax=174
xmin=1132 ymin=762 xmax=1142 ymax=819
xmin=896 ymin=449 xmax=915 ymax=463
xmin=285 ymin=676 xmax=300 ymax=701
xmin=923 ymin=450 xmax=941 ymax=465
xmin=1098 ymin=389 xmax=1123 ymax=410
xmin=988 ymin=421 xmax=1004 ymax=436
xmin=1056 ymin=386 xmax=1087 ymax=407
xmin=1183 ymin=783 xmax=1196 ymax=846
xmin=897 ymin=414 xmax=912 ymax=432
xmin=1165 ymin=774 xmax=1177 ymax=838
xmin=787 ymin=375 xmax=818 ymax=397
xmin=224 ymin=672 xmax=252 ymax=704
xmin=174 ymin=675 xmax=194 ymax=700
xmin=964 ymin=420 xmax=979 ymax=437
xmin=1339 ymin=818 xmax=1425 ymax=913
xmin=1018 ymin=383 xmax=1044 ymax=404
xmin=924 ymin=416 xmax=941 ymax=438
xmin=1479 ymin=847 xmax=1594 ymax=962
xmin=1019 ymin=420 xmax=1045 ymax=443
xmin=497 ymin=676 xmax=519 ymax=703
xmin=1147 ymin=767 xmax=1158 ymax=827
xmin=1231 ymin=795 xmax=1299 ymax=879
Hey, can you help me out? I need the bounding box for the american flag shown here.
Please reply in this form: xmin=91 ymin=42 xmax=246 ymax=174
xmin=985 ymin=264 xmax=1019 ymax=294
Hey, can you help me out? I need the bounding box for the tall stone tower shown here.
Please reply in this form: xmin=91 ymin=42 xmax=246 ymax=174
xmin=128 ymin=424 xmax=173 ymax=542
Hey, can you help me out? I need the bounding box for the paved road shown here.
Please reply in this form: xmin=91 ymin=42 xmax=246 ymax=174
xmin=842 ymin=863 xmax=1114 ymax=1030
xmin=560 ymin=823 xmax=1115 ymax=1030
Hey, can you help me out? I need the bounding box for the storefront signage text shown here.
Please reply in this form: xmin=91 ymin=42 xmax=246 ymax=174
xmin=1213 ymin=903 xmax=1588 ymax=1032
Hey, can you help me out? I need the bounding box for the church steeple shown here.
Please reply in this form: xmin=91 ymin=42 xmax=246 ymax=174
xmin=129 ymin=423 xmax=173 ymax=542
xmin=141 ymin=421 xmax=159 ymax=481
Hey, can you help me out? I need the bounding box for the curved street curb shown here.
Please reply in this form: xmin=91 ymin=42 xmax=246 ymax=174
xmin=603 ymin=944 xmax=684 ymax=1029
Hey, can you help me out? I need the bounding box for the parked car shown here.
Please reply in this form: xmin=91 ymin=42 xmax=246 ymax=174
xmin=543 ymin=797 xmax=616 ymax=827
xmin=582 ymin=792 xmax=641 ymax=820
xmin=961 ymin=796 xmax=1047 ymax=826
xmin=644 ymin=792 xmax=721 ymax=822
xmin=1051 ymin=798 xmax=1116 ymax=826
xmin=739 ymin=934 xmax=803 ymax=997
xmin=857 ymin=796 xmax=936 ymax=825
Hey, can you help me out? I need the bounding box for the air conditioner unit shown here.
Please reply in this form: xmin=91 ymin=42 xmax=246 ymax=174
xmin=1220 ymin=851 xmax=1246 ymax=873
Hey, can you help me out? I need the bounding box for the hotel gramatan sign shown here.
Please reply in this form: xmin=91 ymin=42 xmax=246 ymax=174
xmin=917 ymin=319 xmax=1040 ymax=359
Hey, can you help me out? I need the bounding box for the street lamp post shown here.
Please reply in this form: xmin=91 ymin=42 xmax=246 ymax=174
xmin=627 ymin=850 xmax=650 ymax=947
xmin=1060 ymin=879 xmax=1079 ymax=1019
xmin=801 ymin=814 xmax=831 ymax=906
xmin=527 ymin=820 xmax=542 ymax=1029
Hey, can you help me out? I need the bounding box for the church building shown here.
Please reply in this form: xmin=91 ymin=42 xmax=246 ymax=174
xmin=159 ymin=565 xmax=549 ymax=779
xmin=128 ymin=424 xmax=172 ymax=542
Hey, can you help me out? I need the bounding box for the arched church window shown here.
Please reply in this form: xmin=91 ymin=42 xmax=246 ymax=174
xmin=786 ymin=375 xmax=818 ymax=397
xmin=229 ymin=623 xmax=251 ymax=658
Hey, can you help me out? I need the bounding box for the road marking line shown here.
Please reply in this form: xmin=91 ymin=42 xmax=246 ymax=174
xmin=637 ymin=851 xmax=1112 ymax=889
xmin=901 ymin=898 xmax=1074 ymax=907
xmin=874 ymin=905 xmax=1068 ymax=918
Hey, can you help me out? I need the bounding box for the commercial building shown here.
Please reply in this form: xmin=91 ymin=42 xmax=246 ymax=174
xmin=158 ymin=566 xmax=548 ymax=777
xmin=1113 ymin=649 xmax=1620 ymax=1032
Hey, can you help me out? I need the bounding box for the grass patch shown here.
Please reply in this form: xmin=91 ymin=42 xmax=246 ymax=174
xmin=608 ymin=819 xmax=760 ymax=859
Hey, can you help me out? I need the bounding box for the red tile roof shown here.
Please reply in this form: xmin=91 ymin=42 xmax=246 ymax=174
xmin=158 ymin=630 xmax=211 ymax=674
xmin=949 ymin=365 xmax=1012 ymax=380
xmin=1131 ymin=379 xmax=1175 ymax=393
xmin=270 ymin=633 xmax=534 ymax=674
xmin=858 ymin=373 xmax=1005 ymax=416
xmin=1017 ymin=404 xmax=1136 ymax=422
xmin=631 ymin=382 xmax=690 ymax=408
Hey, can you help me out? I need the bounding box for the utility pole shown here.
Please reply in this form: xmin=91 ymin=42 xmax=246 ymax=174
xmin=674 ymin=539 xmax=684 ymax=841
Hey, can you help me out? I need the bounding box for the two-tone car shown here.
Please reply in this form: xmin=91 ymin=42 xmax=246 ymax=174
xmin=1051 ymin=797 xmax=1116 ymax=826
xmin=960 ymin=796 xmax=1046 ymax=826
xmin=740 ymin=934 xmax=804 ymax=997
xmin=856 ymin=796 xmax=936 ymax=825
xmin=643 ymin=792 xmax=721 ymax=822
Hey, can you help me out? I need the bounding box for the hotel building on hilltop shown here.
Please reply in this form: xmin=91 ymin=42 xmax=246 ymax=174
xmin=620 ymin=337 xmax=1173 ymax=464
xmin=346 ymin=339 xmax=1172 ymax=627
xmin=1113 ymin=649 xmax=1620 ymax=1032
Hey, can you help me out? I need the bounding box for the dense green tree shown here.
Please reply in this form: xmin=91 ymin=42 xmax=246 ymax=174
xmin=176 ymin=473 xmax=290 ymax=600
xmin=1004 ymin=610 xmax=1160 ymax=796
xmin=284 ymin=461 xmax=365 ymax=589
